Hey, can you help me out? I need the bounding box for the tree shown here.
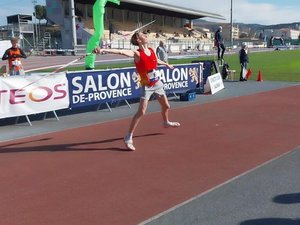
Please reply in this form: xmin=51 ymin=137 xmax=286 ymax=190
xmin=33 ymin=5 xmax=47 ymax=41
xmin=34 ymin=5 xmax=47 ymax=24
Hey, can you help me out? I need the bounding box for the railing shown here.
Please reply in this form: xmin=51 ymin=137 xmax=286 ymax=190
xmin=7 ymin=23 xmax=34 ymax=33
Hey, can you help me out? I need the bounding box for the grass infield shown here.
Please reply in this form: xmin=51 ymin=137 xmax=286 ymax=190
xmin=48 ymin=49 xmax=300 ymax=82
xmin=222 ymin=49 xmax=300 ymax=82
xmin=171 ymin=49 xmax=300 ymax=82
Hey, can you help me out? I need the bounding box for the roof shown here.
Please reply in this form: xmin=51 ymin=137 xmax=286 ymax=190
xmin=7 ymin=14 xmax=32 ymax=24
xmin=75 ymin=0 xmax=225 ymax=20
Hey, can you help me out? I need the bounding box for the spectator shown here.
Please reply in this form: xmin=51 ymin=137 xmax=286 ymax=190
xmin=239 ymin=43 xmax=249 ymax=81
xmin=2 ymin=37 xmax=27 ymax=76
xmin=0 ymin=65 xmax=8 ymax=77
xmin=76 ymin=17 xmax=84 ymax=44
xmin=156 ymin=41 xmax=168 ymax=63
xmin=214 ymin=26 xmax=226 ymax=60
xmin=100 ymin=39 xmax=107 ymax=49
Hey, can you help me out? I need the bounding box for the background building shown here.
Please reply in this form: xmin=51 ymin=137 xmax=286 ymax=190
xmin=45 ymin=0 xmax=224 ymax=53
xmin=1 ymin=14 xmax=35 ymax=51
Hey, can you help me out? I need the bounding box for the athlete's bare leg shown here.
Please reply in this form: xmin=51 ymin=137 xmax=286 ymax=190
xmin=155 ymin=94 xmax=180 ymax=128
xmin=124 ymin=98 xmax=149 ymax=151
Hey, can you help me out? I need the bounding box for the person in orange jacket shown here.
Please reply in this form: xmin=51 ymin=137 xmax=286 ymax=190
xmin=2 ymin=37 xmax=27 ymax=76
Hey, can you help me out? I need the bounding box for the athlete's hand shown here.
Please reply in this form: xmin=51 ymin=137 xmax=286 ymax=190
xmin=166 ymin=64 xmax=174 ymax=70
xmin=93 ymin=47 xmax=104 ymax=54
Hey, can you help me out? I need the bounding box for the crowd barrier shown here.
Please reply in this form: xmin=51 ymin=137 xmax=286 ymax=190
xmin=0 ymin=63 xmax=204 ymax=124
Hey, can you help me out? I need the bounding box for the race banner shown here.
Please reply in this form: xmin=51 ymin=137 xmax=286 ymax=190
xmin=67 ymin=63 xmax=201 ymax=108
xmin=0 ymin=73 xmax=69 ymax=119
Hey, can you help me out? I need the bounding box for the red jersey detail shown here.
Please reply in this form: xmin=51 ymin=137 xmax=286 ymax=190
xmin=8 ymin=48 xmax=22 ymax=71
xmin=134 ymin=48 xmax=157 ymax=86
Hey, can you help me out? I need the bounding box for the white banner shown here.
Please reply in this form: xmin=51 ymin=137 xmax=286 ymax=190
xmin=0 ymin=73 xmax=69 ymax=119
xmin=242 ymin=67 xmax=248 ymax=79
xmin=0 ymin=40 xmax=10 ymax=57
xmin=206 ymin=73 xmax=224 ymax=95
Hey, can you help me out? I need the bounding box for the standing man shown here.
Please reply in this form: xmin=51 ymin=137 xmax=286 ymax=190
xmin=2 ymin=37 xmax=27 ymax=76
xmin=94 ymin=31 xmax=180 ymax=151
xmin=214 ymin=26 xmax=226 ymax=60
xmin=156 ymin=40 xmax=168 ymax=63
xmin=239 ymin=43 xmax=249 ymax=81
xmin=76 ymin=16 xmax=84 ymax=45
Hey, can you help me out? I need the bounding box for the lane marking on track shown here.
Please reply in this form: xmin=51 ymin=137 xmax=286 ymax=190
xmin=138 ymin=147 xmax=300 ymax=225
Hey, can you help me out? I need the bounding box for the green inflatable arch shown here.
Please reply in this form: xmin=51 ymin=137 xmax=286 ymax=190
xmin=85 ymin=0 xmax=120 ymax=70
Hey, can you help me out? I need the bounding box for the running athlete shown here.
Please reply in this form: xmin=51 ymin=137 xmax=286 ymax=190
xmin=2 ymin=37 xmax=27 ymax=76
xmin=94 ymin=31 xmax=180 ymax=151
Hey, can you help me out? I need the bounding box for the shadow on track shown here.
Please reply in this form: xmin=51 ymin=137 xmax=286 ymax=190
xmin=0 ymin=133 xmax=164 ymax=153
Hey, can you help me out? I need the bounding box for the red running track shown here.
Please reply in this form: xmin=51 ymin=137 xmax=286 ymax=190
xmin=0 ymin=85 xmax=300 ymax=225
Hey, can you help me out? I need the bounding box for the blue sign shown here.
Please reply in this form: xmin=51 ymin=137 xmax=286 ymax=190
xmin=67 ymin=63 xmax=201 ymax=108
